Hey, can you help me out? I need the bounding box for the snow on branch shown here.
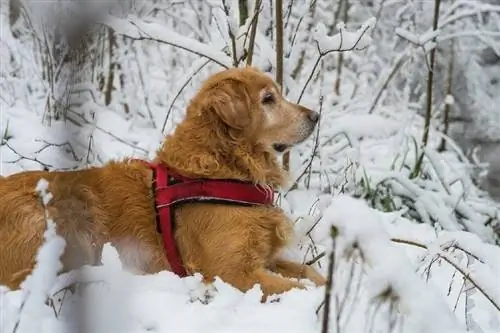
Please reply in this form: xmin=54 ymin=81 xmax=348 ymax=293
xmin=439 ymin=3 xmax=500 ymax=29
xmin=391 ymin=232 xmax=500 ymax=312
xmin=104 ymin=16 xmax=233 ymax=69
xmin=319 ymin=195 xmax=461 ymax=333
xmin=395 ymin=27 xmax=440 ymax=50
xmin=379 ymin=169 xmax=494 ymax=243
xmin=291 ymin=17 xmax=376 ymax=103
xmin=314 ymin=17 xmax=376 ymax=54
xmin=396 ymin=2 xmax=500 ymax=49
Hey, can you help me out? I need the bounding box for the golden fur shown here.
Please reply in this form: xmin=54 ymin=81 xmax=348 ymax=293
xmin=0 ymin=67 xmax=325 ymax=299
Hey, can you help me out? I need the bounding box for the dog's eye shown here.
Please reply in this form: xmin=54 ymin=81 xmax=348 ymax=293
xmin=262 ymin=93 xmax=275 ymax=104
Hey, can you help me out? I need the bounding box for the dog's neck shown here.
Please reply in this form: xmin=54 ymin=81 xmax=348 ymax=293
xmin=155 ymin=119 xmax=286 ymax=188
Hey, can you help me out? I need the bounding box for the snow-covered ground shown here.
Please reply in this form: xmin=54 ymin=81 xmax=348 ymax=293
xmin=1 ymin=188 xmax=500 ymax=333
xmin=2 ymin=1 xmax=500 ymax=332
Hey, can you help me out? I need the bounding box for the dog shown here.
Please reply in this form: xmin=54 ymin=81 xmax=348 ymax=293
xmin=0 ymin=67 xmax=325 ymax=300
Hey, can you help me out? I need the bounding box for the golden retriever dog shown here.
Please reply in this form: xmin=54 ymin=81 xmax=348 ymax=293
xmin=0 ymin=67 xmax=325 ymax=299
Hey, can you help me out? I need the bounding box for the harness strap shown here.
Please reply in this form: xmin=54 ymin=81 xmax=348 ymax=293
xmin=133 ymin=159 xmax=274 ymax=278
xmin=155 ymin=180 xmax=274 ymax=208
xmin=153 ymin=162 xmax=187 ymax=277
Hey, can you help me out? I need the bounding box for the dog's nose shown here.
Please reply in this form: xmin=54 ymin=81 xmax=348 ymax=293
xmin=308 ymin=111 xmax=320 ymax=123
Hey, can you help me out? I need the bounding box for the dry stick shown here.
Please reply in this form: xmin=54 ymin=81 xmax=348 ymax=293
xmin=446 ymin=254 xmax=459 ymax=297
xmin=452 ymin=272 xmax=467 ymax=312
xmin=305 ymin=95 xmax=324 ymax=189
xmin=290 ymin=1 xmax=318 ymax=79
xmin=297 ymin=25 xmax=371 ymax=104
xmin=310 ymin=235 xmax=498 ymax=312
xmin=443 ymin=251 xmax=500 ymax=312
xmin=306 ymin=251 xmax=326 ymax=266
xmin=321 ymin=226 xmax=338 ymax=333
xmin=8 ymin=0 xmax=21 ymax=34
xmin=368 ymin=51 xmax=410 ymax=114
xmin=104 ymin=27 xmax=115 ymax=106
xmin=438 ymin=41 xmax=454 ymax=152
xmin=284 ymin=0 xmax=295 ymax=29
xmin=34 ymin=139 xmax=79 ymax=161
xmin=239 ymin=0 xmax=248 ymax=26
xmin=336 ymin=251 xmax=360 ymax=328
xmin=331 ymin=0 xmax=344 ymax=34
xmin=334 ymin=0 xmax=349 ymax=95
xmin=161 ymin=59 xmax=211 ymax=133
xmin=133 ymin=47 xmax=157 ymax=128
xmin=275 ymin=0 xmax=288 ymax=171
xmin=411 ymin=0 xmax=442 ymax=178
xmin=118 ymin=20 xmax=230 ymax=69
xmin=222 ymin=0 xmax=239 ymax=67
xmin=240 ymin=1 xmax=260 ymax=56
xmin=246 ymin=0 xmax=262 ymax=66
xmin=463 ymin=253 xmax=474 ymax=330
xmin=373 ymin=0 xmax=388 ymax=30
xmin=342 ymin=258 xmax=364 ymax=328
xmin=267 ymin=0 xmax=274 ymax=41
xmin=390 ymin=238 xmax=483 ymax=263
xmin=66 ymin=110 xmax=148 ymax=153
xmin=275 ymin=0 xmax=284 ymax=100
xmin=288 ymin=7 xmax=306 ymax=49
xmin=391 ymin=238 xmax=500 ymax=312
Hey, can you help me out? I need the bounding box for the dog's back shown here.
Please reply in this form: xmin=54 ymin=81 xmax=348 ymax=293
xmin=0 ymin=162 xmax=160 ymax=289
xmin=0 ymin=169 xmax=104 ymax=288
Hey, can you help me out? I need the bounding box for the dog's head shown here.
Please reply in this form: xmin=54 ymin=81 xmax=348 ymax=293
xmin=188 ymin=67 xmax=319 ymax=154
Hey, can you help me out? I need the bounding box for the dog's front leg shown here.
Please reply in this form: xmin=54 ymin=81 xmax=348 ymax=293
xmin=269 ymin=259 xmax=326 ymax=286
xmin=215 ymin=268 xmax=306 ymax=301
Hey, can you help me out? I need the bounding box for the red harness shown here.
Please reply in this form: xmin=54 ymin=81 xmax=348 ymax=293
xmin=141 ymin=161 xmax=274 ymax=277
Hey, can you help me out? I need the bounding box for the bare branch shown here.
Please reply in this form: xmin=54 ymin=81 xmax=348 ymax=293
xmin=104 ymin=16 xmax=232 ymax=68
xmin=321 ymin=226 xmax=338 ymax=333
xmin=161 ymin=58 xmax=212 ymax=133
xmin=246 ymin=0 xmax=262 ymax=66
xmin=296 ymin=21 xmax=374 ymax=103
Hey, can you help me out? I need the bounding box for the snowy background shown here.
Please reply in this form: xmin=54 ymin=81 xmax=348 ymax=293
xmin=1 ymin=0 xmax=500 ymax=332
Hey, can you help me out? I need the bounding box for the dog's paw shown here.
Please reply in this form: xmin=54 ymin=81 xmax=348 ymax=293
xmin=305 ymin=266 xmax=327 ymax=286
xmin=188 ymin=281 xmax=217 ymax=304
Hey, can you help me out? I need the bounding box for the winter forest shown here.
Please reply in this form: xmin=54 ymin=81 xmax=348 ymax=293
xmin=1 ymin=0 xmax=500 ymax=332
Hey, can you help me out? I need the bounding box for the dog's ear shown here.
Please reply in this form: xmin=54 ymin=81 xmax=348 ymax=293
xmin=206 ymin=80 xmax=252 ymax=130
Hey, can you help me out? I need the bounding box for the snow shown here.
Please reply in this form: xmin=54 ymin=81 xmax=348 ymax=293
xmin=35 ymin=178 xmax=53 ymax=206
xmin=6 ymin=180 xmax=66 ymax=333
xmin=105 ymin=16 xmax=233 ymax=68
xmin=320 ymin=196 xmax=459 ymax=332
xmin=395 ymin=27 xmax=440 ymax=47
xmin=315 ymin=17 xmax=376 ymax=53
xmin=2 ymin=1 xmax=500 ymax=332
xmin=5 ymin=188 xmax=500 ymax=332
xmin=314 ymin=17 xmax=376 ymax=53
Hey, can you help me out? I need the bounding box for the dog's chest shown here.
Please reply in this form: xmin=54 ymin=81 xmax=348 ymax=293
xmin=177 ymin=203 xmax=291 ymax=242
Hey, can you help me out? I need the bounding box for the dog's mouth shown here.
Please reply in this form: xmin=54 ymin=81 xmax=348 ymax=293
xmin=272 ymin=143 xmax=290 ymax=153
xmin=272 ymin=122 xmax=318 ymax=153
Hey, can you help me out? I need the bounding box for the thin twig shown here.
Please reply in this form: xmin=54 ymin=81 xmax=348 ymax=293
xmin=368 ymin=50 xmax=410 ymax=114
xmin=246 ymin=0 xmax=262 ymax=66
xmin=411 ymin=0 xmax=442 ymax=178
xmin=222 ymin=0 xmax=239 ymax=67
xmin=321 ymin=226 xmax=338 ymax=333
xmin=297 ymin=25 xmax=371 ymax=103
xmin=438 ymin=41 xmax=454 ymax=152
xmin=392 ymin=238 xmax=500 ymax=312
xmin=161 ymin=58 xmax=211 ymax=133
xmin=66 ymin=110 xmax=148 ymax=153
xmin=334 ymin=0 xmax=349 ymax=95
xmin=109 ymin=20 xmax=230 ymax=68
